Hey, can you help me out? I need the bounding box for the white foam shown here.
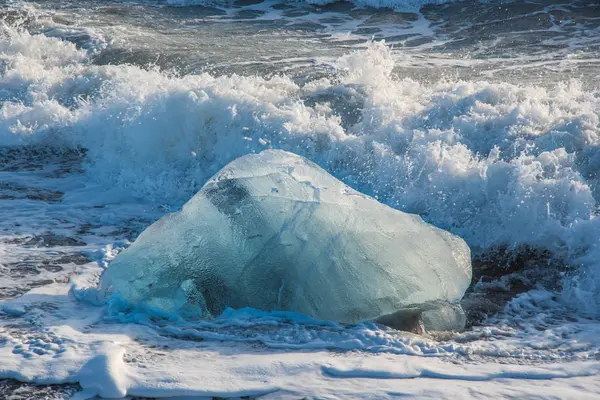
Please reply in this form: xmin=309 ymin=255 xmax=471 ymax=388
xmin=2 ymin=280 xmax=600 ymax=399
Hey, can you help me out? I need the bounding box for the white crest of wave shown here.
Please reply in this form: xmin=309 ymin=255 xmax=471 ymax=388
xmin=1 ymin=26 xmax=600 ymax=314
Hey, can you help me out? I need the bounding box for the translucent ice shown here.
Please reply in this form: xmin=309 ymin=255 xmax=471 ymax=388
xmin=100 ymin=150 xmax=472 ymax=330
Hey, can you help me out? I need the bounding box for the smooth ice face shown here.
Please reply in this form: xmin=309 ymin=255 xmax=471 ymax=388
xmin=100 ymin=150 xmax=472 ymax=329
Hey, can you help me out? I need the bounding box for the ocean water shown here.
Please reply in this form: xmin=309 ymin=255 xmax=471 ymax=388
xmin=1 ymin=0 xmax=600 ymax=398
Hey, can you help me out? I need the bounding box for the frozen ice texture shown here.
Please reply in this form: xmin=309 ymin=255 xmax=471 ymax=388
xmin=100 ymin=150 xmax=472 ymax=329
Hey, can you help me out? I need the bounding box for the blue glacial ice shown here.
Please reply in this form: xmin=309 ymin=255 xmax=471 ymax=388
xmin=100 ymin=150 xmax=472 ymax=331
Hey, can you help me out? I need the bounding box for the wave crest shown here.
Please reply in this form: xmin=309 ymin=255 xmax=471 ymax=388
xmin=1 ymin=28 xmax=599 ymax=313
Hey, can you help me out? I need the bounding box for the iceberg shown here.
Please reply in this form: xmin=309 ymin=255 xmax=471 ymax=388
xmin=100 ymin=150 xmax=472 ymax=331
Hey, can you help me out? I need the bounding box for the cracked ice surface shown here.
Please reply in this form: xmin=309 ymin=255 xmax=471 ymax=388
xmin=100 ymin=150 xmax=472 ymax=328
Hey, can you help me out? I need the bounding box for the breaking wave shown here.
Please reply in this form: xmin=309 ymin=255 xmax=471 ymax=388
xmin=1 ymin=25 xmax=600 ymax=314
